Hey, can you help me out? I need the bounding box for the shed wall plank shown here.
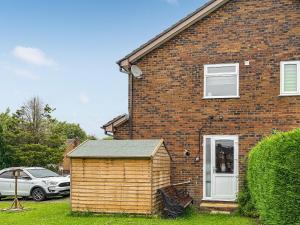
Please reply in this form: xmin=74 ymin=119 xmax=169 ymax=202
xmin=151 ymin=145 xmax=171 ymax=213
xmin=71 ymin=158 xmax=152 ymax=214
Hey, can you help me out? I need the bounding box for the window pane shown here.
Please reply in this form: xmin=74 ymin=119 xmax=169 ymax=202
xmin=215 ymin=140 xmax=234 ymax=174
xmin=284 ymin=64 xmax=297 ymax=92
xmin=19 ymin=171 xmax=30 ymax=180
xmin=206 ymin=75 xmax=237 ymax=97
xmin=207 ymin=66 xmax=236 ymax=74
xmin=205 ymin=138 xmax=211 ymax=197
xmin=0 ymin=171 xmax=14 ymax=179
xmin=27 ymin=169 xmax=59 ymax=178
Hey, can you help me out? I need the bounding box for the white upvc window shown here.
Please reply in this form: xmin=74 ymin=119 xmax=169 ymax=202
xmin=204 ymin=63 xmax=239 ymax=99
xmin=280 ymin=61 xmax=300 ymax=96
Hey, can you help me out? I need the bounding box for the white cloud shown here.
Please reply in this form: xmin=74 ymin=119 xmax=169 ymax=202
xmin=12 ymin=46 xmax=56 ymax=67
xmin=79 ymin=93 xmax=90 ymax=104
xmin=164 ymin=0 xmax=179 ymax=5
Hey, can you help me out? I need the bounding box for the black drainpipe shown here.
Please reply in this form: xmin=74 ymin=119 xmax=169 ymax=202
xmin=196 ymin=116 xmax=214 ymax=161
xmin=196 ymin=115 xmax=223 ymax=161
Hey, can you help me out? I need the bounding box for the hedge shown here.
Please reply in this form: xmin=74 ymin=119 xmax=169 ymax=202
xmin=237 ymin=178 xmax=258 ymax=218
xmin=247 ymin=128 xmax=300 ymax=225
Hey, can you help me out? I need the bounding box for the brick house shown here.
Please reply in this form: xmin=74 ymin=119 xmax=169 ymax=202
xmin=60 ymin=138 xmax=80 ymax=174
xmin=103 ymin=0 xmax=300 ymax=206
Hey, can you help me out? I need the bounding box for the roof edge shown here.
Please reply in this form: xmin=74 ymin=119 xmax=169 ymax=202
xmin=67 ymin=139 xmax=89 ymax=158
xmin=150 ymin=139 xmax=165 ymax=158
xmin=101 ymin=114 xmax=129 ymax=129
xmin=67 ymin=139 xmax=164 ymax=159
xmin=117 ymin=0 xmax=230 ymax=68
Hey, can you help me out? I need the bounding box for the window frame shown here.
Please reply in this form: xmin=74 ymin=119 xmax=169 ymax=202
xmin=280 ymin=61 xmax=300 ymax=96
xmin=203 ymin=63 xmax=240 ymax=99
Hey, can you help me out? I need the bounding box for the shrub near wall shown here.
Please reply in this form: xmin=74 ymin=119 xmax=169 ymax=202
xmin=247 ymin=129 xmax=300 ymax=225
xmin=237 ymin=179 xmax=258 ymax=218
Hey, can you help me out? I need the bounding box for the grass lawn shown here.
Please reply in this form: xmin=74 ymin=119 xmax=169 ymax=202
xmin=0 ymin=200 xmax=255 ymax=225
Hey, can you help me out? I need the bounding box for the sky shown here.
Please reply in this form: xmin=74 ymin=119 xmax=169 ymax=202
xmin=0 ymin=0 xmax=208 ymax=138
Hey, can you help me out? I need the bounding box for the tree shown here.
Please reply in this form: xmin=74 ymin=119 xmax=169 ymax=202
xmin=88 ymin=135 xmax=97 ymax=140
xmin=14 ymin=97 xmax=55 ymax=143
xmin=0 ymin=124 xmax=11 ymax=169
xmin=50 ymin=121 xmax=88 ymax=142
xmin=14 ymin=144 xmax=62 ymax=168
xmin=0 ymin=97 xmax=92 ymax=169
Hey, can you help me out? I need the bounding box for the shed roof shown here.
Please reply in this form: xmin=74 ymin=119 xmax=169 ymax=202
xmin=68 ymin=139 xmax=164 ymax=159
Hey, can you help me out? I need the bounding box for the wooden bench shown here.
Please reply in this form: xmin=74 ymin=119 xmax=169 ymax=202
xmin=158 ymin=185 xmax=193 ymax=218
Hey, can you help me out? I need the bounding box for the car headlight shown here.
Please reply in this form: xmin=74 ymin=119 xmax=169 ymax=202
xmin=42 ymin=180 xmax=59 ymax=186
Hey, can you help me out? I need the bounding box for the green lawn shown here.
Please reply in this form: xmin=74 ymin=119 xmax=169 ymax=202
xmin=0 ymin=200 xmax=255 ymax=225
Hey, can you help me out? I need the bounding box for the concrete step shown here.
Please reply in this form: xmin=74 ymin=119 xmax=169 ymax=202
xmin=200 ymin=201 xmax=238 ymax=214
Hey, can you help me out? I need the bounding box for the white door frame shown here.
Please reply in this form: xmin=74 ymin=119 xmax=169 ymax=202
xmin=203 ymin=135 xmax=239 ymax=201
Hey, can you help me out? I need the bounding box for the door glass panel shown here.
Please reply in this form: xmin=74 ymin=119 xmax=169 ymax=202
xmin=215 ymin=139 xmax=234 ymax=174
xmin=205 ymin=138 xmax=211 ymax=197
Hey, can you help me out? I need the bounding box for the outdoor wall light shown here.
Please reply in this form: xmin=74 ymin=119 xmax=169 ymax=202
xmin=184 ymin=149 xmax=191 ymax=157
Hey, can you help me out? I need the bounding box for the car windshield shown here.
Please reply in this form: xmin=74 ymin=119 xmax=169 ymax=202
xmin=27 ymin=169 xmax=60 ymax=178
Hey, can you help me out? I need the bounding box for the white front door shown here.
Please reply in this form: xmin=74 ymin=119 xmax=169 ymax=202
xmin=203 ymin=135 xmax=238 ymax=201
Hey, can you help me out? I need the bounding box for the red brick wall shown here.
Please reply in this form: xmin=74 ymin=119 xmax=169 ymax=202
xmin=116 ymin=0 xmax=300 ymax=203
xmin=62 ymin=139 xmax=80 ymax=174
xmin=114 ymin=121 xmax=130 ymax=140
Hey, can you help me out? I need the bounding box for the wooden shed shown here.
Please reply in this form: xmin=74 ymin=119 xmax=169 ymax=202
xmin=68 ymin=139 xmax=171 ymax=214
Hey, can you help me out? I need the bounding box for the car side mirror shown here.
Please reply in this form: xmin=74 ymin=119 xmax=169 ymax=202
xmin=21 ymin=176 xmax=31 ymax=180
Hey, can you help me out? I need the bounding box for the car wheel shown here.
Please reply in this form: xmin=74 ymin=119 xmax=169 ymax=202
xmin=31 ymin=187 xmax=46 ymax=201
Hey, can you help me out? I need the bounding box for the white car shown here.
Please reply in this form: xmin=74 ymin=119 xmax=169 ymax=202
xmin=0 ymin=167 xmax=70 ymax=201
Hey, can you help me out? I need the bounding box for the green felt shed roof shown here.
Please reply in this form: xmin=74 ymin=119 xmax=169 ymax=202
xmin=68 ymin=139 xmax=164 ymax=159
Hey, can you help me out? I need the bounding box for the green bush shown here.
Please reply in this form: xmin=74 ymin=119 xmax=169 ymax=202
xmin=14 ymin=144 xmax=63 ymax=168
xmin=247 ymin=128 xmax=300 ymax=225
xmin=237 ymin=179 xmax=258 ymax=218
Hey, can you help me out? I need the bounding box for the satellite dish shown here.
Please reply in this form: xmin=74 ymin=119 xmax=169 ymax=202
xmin=130 ymin=65 xmax=143 ymax=78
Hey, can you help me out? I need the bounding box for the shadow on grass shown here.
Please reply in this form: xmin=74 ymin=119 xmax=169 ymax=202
xmin=69 ymin=206 xmax=199 ymax=220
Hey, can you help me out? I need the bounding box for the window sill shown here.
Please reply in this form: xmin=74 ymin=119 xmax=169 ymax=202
xmin=202 ymin=197 xmax=237 ymax=202
xmin=202 ymin=96 xmax=240 ymax=100
xmin=279 ymin=94 xmax=300 ymax=97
